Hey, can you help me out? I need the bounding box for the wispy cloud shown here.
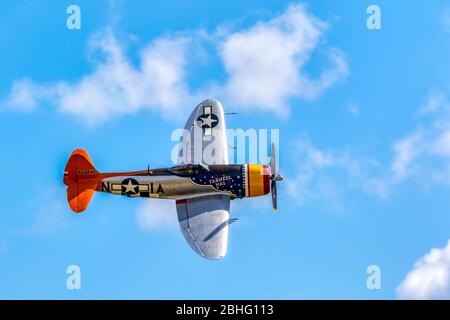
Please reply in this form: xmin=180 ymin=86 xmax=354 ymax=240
xmin=136 ymin=199 xmax=178 ymax=231
xmin=5 ymin=79 xmax=58 ymax=112
xmin=391 ymin=131 xmax=424 ymax=181
xmin=397 ymin=240 xmax=450 ymax=299
xmin=391 ymin=92 xmax=450 ymax=184
xmin=346 ymin=102 xmax=360 ymax=117
xmin=442 ymin=6 xmax=450 ymax=33
xmin=285 ymin=136 xmax=388 ymax=210
xmin=0 ymin=187 xmax=70 ymax=261
xmin=3 ymin=4 xmax=347 ymax=125
xmin=10 ymin=188 xmax=70 ymax=236
xmin=286 ymin=91 xmax=450 ymax=208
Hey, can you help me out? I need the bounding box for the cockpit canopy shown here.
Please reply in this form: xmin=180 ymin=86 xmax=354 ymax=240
xmin=168 ymin=163 xmax=210 ymax=175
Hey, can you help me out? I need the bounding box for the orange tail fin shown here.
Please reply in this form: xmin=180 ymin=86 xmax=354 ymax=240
xmin=63 ymin=149 xmax=100 ymax=213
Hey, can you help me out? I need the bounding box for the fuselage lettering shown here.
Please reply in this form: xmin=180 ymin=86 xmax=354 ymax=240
xmin=101 ymin=182 xmax=110 ymax=192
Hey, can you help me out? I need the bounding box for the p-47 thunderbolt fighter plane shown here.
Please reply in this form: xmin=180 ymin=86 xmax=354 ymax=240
xmin=63 ymin=99 xmax=283 ymax=259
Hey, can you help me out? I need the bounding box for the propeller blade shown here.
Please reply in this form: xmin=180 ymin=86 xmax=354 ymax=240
xmin=271 ymin=180 xmax=277 ymax=213
xmin=270 ymin=143 xmax=276 ymax=176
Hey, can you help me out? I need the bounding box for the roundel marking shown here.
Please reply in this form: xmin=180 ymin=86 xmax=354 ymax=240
xmin=197 ymin=113 xmax=219 ymax=130
xmin=196 ymin=105 xmax=219 ymax=132
xmin=121 ymin=178 xmax=139 ymax=195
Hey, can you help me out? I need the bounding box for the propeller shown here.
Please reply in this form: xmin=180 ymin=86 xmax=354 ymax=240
xmin=270 ymin=143 xmax=283 ymax=213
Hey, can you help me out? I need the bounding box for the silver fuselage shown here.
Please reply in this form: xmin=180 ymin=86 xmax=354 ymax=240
xmin=98 ymin=164 xmax=248 ymax=200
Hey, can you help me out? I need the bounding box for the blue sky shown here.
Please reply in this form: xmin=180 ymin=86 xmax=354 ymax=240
xmin=1 ymin=0 xmax=450 ymax=299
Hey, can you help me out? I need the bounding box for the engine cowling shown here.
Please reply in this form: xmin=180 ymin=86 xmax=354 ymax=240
xmin=245 ymin=164 xmax=271 ymax=197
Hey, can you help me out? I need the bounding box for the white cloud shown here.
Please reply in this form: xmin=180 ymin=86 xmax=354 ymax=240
xmin=59 ymin=34 xmax=193 ymax=124
xmin=397 ymin=240 xmax=450 ymax=300
xmin=3 ymin=4 xmax=347 ymax=124
xmin=5 ymin=32 xmax=193 ymax=125
xmin=215 ymin=4 xmax=348 ymax=116
xmin=136 ymin=199 xmax=178 ymax=231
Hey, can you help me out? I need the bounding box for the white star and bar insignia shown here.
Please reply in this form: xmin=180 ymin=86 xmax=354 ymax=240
xmin=196 ymin=105 xmax=219 ymax=136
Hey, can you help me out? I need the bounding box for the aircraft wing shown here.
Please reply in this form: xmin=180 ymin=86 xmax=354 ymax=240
xmin=176 ymin=194 xmax=230 ymax=260
xmin=177 ymin=98 xmax=229 ymax=165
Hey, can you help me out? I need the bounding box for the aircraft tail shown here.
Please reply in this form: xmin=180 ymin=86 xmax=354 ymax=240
xmin=63 ymin=149 xmax=100 ymax=213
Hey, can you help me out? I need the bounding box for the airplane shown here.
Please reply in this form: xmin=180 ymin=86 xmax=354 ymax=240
xmin=63 ymin=99 xmax=283 ymax=260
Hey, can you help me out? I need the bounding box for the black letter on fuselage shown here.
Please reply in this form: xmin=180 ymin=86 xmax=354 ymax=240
xmin=157 ymin=184 xmax=164 ymax=193
xmin=101 ymin=182 xmax=110 ymax=192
